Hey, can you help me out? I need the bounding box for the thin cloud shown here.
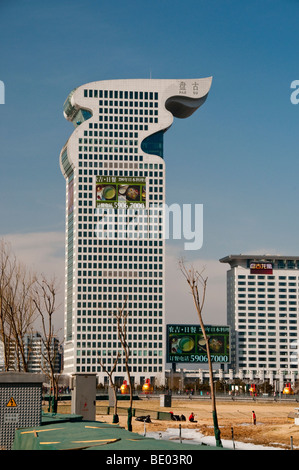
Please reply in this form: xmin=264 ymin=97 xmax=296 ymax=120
xmin=0 ymin=232 xmax=230 ymax=339
xmin=1 ymin=231 xmax=65 ymax=336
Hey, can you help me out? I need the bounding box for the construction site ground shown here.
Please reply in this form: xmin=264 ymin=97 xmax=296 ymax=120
xmin=94 ymin=398 xmax=299 ymax=450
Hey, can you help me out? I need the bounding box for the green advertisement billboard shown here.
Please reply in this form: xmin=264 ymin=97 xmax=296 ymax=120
xmin=166 ymin=324 xmax=230 ymax=364
xmin=96 ymin=176 xmax=146 ymax=209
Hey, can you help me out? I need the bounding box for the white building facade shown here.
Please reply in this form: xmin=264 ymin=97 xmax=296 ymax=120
xmin=60 ymin=78 xmax=212 ymax=386
xmin=220 ymin=255 xmax=299 ymax=381
xmin=0 ymin=333 xmax=62 ymax=374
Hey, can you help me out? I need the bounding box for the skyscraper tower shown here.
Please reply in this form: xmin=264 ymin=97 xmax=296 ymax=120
xmin=60 ymin=78 xmax=212 ymax=386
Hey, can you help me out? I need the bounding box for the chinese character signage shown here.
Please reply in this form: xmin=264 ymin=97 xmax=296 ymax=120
xmin=250 ymin=262 xmax=273 ymax=274
xmin=96 ymin=176 xmax=146 ymax=209
xmin=166 ymin=324 xmax=230 ymax=364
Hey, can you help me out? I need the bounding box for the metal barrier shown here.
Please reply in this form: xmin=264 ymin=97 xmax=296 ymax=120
xmin=96 ymin=405 xmax=173 ymax=421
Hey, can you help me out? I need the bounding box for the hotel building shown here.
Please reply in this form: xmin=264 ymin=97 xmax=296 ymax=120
xmin=220 ymin=255 xmax=299 ymax=381
xmin=59 ymin=78 xmax=212 ymax=386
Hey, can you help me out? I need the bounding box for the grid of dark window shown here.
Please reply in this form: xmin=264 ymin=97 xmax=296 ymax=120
xmin=234 ymin=273 xmax=299 ymax=371
xmin=72 ymin=88 xmax=164 ymax=376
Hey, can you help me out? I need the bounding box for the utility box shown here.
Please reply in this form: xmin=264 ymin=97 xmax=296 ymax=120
xmin=160 ymin=394 xmax=172 ymax=407
xmin=0 ymin=372 xmax=44 ymax=450
xmin=71 ymin=373 xmax=97 ymax=421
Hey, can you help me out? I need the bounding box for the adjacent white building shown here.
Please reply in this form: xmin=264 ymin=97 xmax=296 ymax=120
xmin=0 ymin=333 xmax=62 ymax=374
xmin=60 ymin=78 xmax=212 ymax=386
xmin=220 ymin=255 xmax=299 ymax=380
xmin=24 ymin=333 xmax=62 ymax=375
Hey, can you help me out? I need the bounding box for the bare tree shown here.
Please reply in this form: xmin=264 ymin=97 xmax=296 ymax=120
xmin=0 ymin=240 xmax=37 ymax=371
xmin=5 ymin=265 xmax=37 ymax=371
xmin=32 ymin=275 xmax=61 ymax=412
xmin=113 ymin=297 xmax=133 ymax=431
xmin=0 ymin=239 xmax=15 ymax=370
xmin=179 ymin=259 xmax=222 ymax=448
xmin=98 ymin=352 xmax=120 ymax=423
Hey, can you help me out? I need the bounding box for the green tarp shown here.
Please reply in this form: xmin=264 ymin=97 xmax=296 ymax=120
xmin=12 ymin=419 xmax=224 ymax=451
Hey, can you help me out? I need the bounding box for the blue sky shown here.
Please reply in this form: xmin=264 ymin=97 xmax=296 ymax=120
xmin=0 ymin=0 xmax=299 ymax=328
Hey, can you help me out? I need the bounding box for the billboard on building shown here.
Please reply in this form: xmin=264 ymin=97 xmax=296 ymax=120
xmin=166 ymin=324 xmax=230 ymax=364
xmin=250 ymin=262 xmax=273 ymax=274
xmin=96 ymin=176 xmax=146 ymax=209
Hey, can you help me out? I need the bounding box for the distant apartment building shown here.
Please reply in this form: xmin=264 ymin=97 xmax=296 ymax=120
xmin=0 ymin=333 xmax=62 ymax=374
xmin=220 ymin=255 xmax=299 ymax=378
xmin=24 ymin=333 xmax=62 ymax=374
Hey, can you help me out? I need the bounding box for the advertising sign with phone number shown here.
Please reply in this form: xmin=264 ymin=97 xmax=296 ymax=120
xmin=96 ymin=176 xmax=146 ymax=208
xmin=166 ymin=324 xmax=230 ymax=364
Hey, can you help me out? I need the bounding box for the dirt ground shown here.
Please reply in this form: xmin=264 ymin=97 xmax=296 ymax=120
xmin=95 ymin=398 xmax=299 ymax=449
